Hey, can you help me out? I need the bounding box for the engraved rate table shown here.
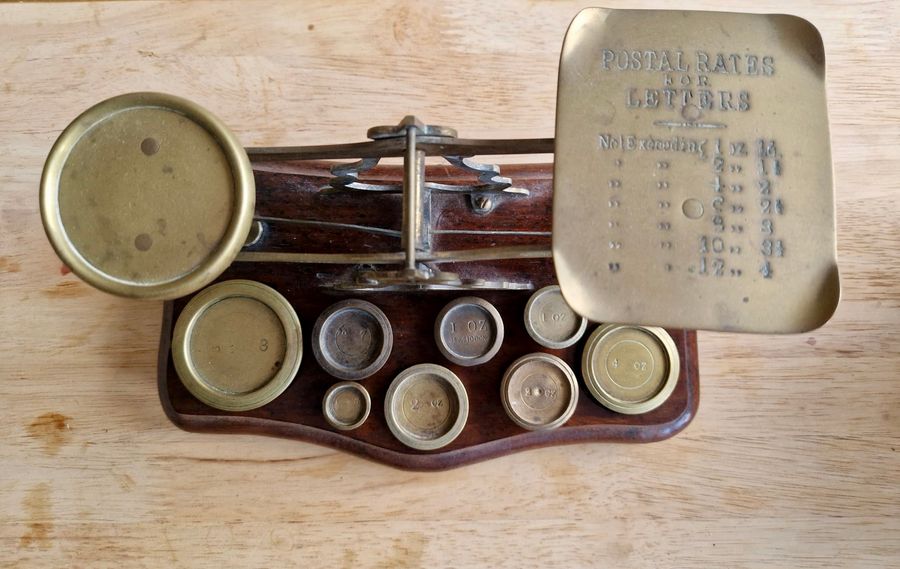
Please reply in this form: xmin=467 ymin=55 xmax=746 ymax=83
xmin=1 ymin=1 xmax=898 ymax=567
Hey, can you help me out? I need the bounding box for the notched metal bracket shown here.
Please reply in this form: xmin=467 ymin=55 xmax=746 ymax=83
xmin=323 ymin=117 xmax=530 ymax=213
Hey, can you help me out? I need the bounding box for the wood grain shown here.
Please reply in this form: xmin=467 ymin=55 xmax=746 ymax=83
xmin=159 ymin=162 xmax=699 ymax=469
xmin=0 ymin=1 xmax=897 ymax=567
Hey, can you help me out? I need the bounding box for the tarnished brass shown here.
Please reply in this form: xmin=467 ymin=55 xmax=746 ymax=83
xmin=581 ymin=324 xmax=679 ymax=415
xmin=237 ymin=245 xmax=550 ymax=266
xmin=323 ymin=381 xmax=371 ymax=431
xmin=501 ymin=353 xmax=579 ymax=431
xmin=312 ymin=299 xmax=393 ymax=380
xmin=384 ymin=364 xmax=468 ymax=451
xmin=40 ymin=9 xmax=840 ymax=337
xmin=554 ymin=9 xmax=839 ymax=333
xmin=40 ymin=92 xmax=255 ymax=300
xmin=171 ymin=280 xmax=302 ymax=411
xmin=434 ymin=297 xmax=504 ymax=366
xmin=523 ymin=285 xmax=588 ymax=349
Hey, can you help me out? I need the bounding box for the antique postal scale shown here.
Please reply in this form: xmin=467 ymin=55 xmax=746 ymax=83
xmin=40 ymin=9 xmax=839 ymax=469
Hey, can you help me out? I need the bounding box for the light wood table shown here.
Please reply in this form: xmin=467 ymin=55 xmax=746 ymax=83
xmin=1 ymin=1 xmax=897 ymax=567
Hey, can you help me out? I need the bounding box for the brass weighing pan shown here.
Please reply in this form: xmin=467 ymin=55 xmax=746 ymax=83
xmin=40 ymin=92 xmax=255 ymax=300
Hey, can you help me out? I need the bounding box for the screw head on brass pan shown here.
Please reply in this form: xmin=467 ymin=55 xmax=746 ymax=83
xmin=523 ymin=285 xmax=588 ymax=349
xmin=171 ymin=280 xmax=302 ymax=412
xmin=384 ymin=364 xmax=469 ymax=451
xmin=40 ymin=92 xmax=255 ymax=300
xmin=501 ymin=353 xmax=579 ymax=431
xmin=581 ymin=324 xmax=679 ymax=415
xmin=312 ymin=299 xmax=393 ymax=380
xmin=323 ymin=381 xmax=371 ymax=431
xmin=434 ymin=297 xmax=504 ymax=366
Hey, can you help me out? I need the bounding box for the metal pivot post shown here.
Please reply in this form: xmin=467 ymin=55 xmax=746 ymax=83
xmin=239 ymin=116 xmax=545 ymax=290
xmin=401 ymin=123 xmax=426 ymax=274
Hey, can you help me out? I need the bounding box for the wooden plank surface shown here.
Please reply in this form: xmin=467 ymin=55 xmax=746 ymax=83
xmin=1 ymin=1 xmax=897 ymax=567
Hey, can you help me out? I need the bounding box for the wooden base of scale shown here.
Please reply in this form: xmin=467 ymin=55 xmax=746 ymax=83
xmin=156 ymin=162 xmax=699 ymax=470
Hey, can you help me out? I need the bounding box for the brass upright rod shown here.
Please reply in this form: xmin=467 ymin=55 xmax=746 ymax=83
xmin=235 ymin=245 xmax=551 ymax=265
xmin=245 ymin=137 xmax=555 ymax=161
xmin=402 ymin=127 xmax=423 ymax=272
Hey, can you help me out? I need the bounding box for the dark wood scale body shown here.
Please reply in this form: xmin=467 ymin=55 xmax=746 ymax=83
xmin=157 ymin=161 xmax=699 ymax=470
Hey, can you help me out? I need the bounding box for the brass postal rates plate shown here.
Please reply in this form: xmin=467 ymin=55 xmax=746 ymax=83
xmin=554 ymin=9 xmax=839 ymax=333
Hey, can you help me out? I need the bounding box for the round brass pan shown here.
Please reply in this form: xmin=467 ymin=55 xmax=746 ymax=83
xmin=40 ymin=92 xmax=255 ymax=300
xmin=172 ymin=280 xmax=302 ymax=412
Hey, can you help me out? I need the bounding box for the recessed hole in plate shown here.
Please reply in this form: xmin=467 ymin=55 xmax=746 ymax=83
xmin=682 ymin=198 xmax=704 ymax=219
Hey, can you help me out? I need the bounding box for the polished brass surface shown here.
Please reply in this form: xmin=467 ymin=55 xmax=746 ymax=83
xmin=384 ymin=364 xmax=469 ymax=451
xmin=41 ymin=92 xmax=255 ymax=300
xmin=322 ymin=381 xmax=371 ymax=431
xmin=501 ymin=353 xmax=579 ymax=431
xmin=236 ymin=245 xmax=551 ymax=265
xmin=171 ymin=280 xmax=302 ymax=411
xmin=402 ymin=126 xmax=423 ymax=271
xmin=554 ymin=9 xmax=839 ymax=333
xmin=434 ymin=297 xmax=504 ymax=366
xmin=581 ymin=324 xmax=679 ymax=415
xmin=330 ymin=265 xmax=533 ymax=292
xmin=367 ymin=115 xmax=458 ymax=140
xmin=245 ymin=136 xmax=554 ymax=161
xmin=311 ymin=300 xmax=393 ymax=380
xmin=523 ymin=285 xmax=588 ymax=349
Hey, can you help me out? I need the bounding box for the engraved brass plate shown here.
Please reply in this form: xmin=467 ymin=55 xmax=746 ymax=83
xmin=553 ymin=9 xmax=840 ymax=333
xmin=41 ymin=92 xmax=255 ymax=300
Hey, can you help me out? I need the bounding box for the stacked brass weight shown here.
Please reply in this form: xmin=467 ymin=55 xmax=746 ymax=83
xmin=312 ymin=299 xmax=393 ymax=381
xmin=384 ymin=364 xmax=469 ymax=451
xmin=501 ymin=353 xmax=580 ymax=431
xmin=523 ymin=285 xmax=588 ymax=349
xmin=323 ymin=382 xmax=372 ymax=431
xmin=434 ymin=297 xmax=505 ymax=367
xmin=171 ymin=280 xmax=302 ymax=412
xmin=581 ymin=324 xmax=680 ymax=415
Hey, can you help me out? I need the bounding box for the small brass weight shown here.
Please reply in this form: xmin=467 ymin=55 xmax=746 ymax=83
xmin=40 ymin=8 xmax=839 ymax=469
